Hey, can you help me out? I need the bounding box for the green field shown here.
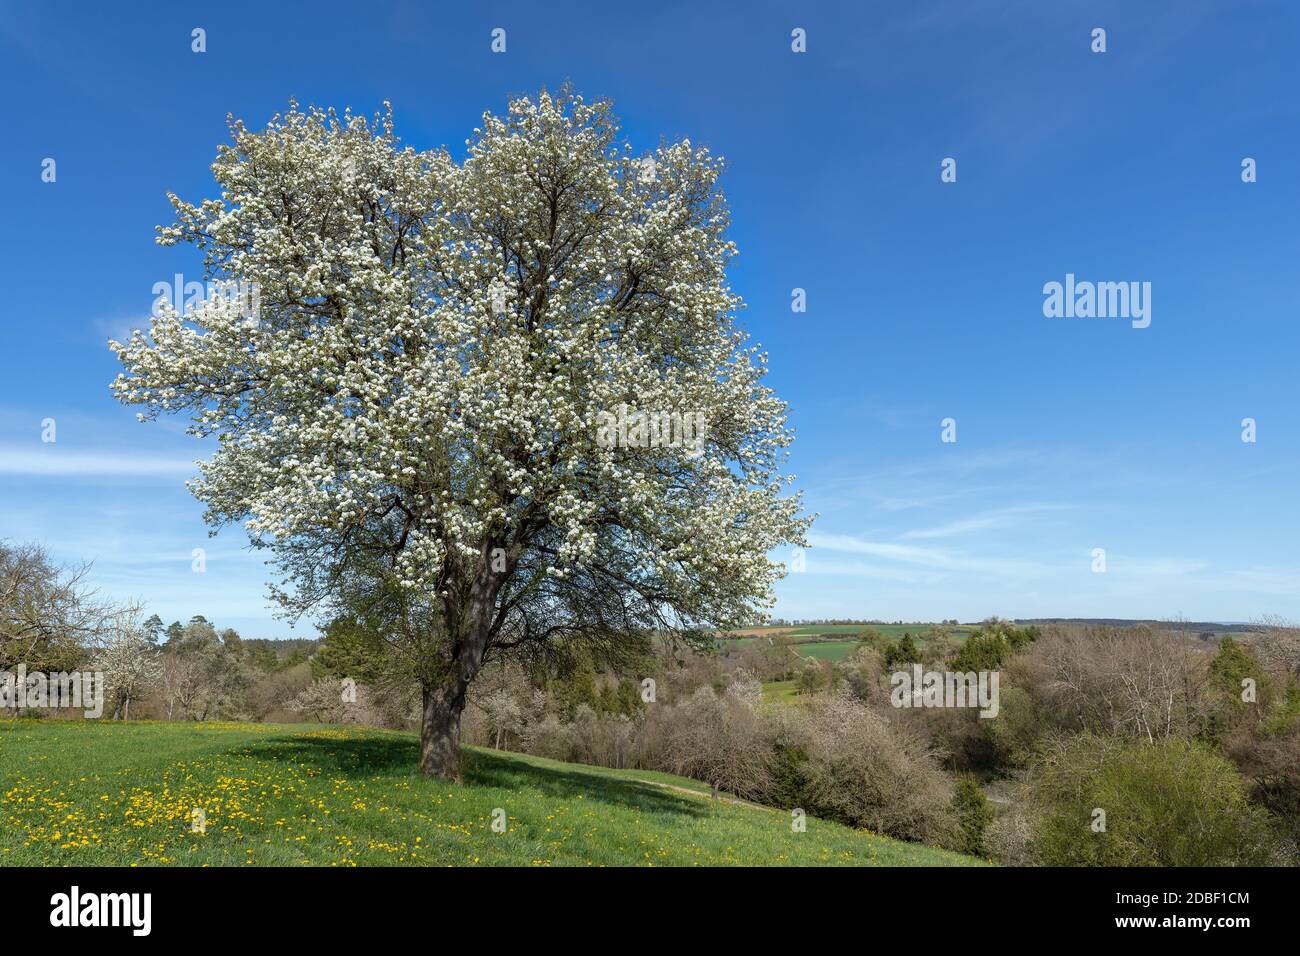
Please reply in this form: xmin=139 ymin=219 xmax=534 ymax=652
xmin=786 ymin=624 xmax=871 ymax=636
xmin=781 ymin=623 xmax=973 ymax=640
xmin=793 ymin=641 xmax=860 ymax=661
xmin=0 ymin=720 xmax=978 ymax=867
xmin=725 ymin=623 xmax=973 ymax=664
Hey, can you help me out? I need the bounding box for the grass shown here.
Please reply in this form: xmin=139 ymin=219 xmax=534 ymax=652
xmin=761 ymin=680 xmax=799 ymax=701
xmin=0 ymin=719 xmax=980 ymax=867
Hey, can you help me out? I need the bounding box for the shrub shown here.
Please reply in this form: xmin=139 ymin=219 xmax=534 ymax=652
xmin=1204 ymin=635 xmax=1266 ymax=738
xmin=883 ymin=634 xmax=921 ymax=669
xmin=983 ymin=685 xmax=1043 ymax=770
xmin=286 ymin=677 xmax=383 ymax=725
xmin=569 ymin=705 xmax=638 ymax=769
xmin=855 ymin=627 xmax=890 ymax=652
xmin=952 ymin=776 xmax=994 ymax=857
xmin=798 ymin=692 xmax=956 ymax=846
xmin=950 ymin=631 xmax=1009 ymax=672
xmin=759 ymin=704 xmax=812 ymax=808
xmin=794 ymin=658 xmax=836 ymax=695
xmin=660 ymin=687 xmax=772 ymax=799
xmin=985 ymin=792 xmax=1037 ymax=866
xmin=1030 ymin=733 xmax=1275 ymax=866
xmin=527 ymin=715 xmax=576 ymax=762
xmin=1224 ymin=721 xmax=1300 ymax=843
xmin=841 ymin=644 xmax=886 ymax=705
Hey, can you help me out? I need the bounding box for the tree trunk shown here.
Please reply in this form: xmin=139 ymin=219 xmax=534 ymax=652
xmin=418 ymin=548 xmax=504 ymax=780
xmin=420 ymin=682 xmax=467 ymax=780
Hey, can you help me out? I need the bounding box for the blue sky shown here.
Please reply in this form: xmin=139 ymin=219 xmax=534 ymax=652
xmin=2 ymin=0 xmax=1298 ymax=636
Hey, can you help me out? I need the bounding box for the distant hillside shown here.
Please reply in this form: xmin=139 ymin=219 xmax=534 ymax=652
xmin=1014 ymin=618 xmax=1264 ymax=635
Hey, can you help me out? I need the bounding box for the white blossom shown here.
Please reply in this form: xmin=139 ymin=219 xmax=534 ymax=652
xmin=110 ymin=90 xmax=811 ymax=774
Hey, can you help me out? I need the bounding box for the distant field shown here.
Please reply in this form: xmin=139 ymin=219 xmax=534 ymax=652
xmin=793 ymin=641 xmax=859 ymax=662
xmin=786 ymin=624 xmax=868 ymax=636
xmin=0 ymin=720 xmax=979 ymax=867
xmin=870 ymin=624 xmax=974 ymax=640
xmin=723 ymin=623 xmax=973 ymax=662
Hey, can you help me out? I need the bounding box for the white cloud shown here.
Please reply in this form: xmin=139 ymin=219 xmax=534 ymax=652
xmin=0 ymin=446 xmax=195 ymax=478
xmin=806 ymin=530 xmax=1044 ymax=578
xmin=796 ymin=558 xmax=943 ymax=585
xmin=900 ymin=504 xmax=1070 ymax=540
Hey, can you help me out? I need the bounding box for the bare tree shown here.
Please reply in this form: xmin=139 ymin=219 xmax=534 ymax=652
xmin=663 ymin=686 xmax=772 ymax=800
xmin=1032 ymin=625 xmax=1210 ymax=741
xmin=799 ymin=691 xmax=957 ymax=846
xmin=157 ymin=620 xmax=244 ymax=720
xmin=1249 ymin=616 xmax=1300 ymax=674
xmin=480 ymin=688 xmax=524 ymax=750
xmin=0 ymin=541 xmax=114 ymax=677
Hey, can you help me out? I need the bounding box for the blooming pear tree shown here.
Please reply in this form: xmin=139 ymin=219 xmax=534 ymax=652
xmin=111 ymin=90 xmax=811 ymax=778
xmin=95 ymin=611 xmax=162 ymax=721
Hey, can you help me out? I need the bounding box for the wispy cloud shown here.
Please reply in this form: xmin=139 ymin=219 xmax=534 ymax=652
xmin=1101 ymin=558 xmax=1300 ymax=597
xmin=803 ymin=559 xmax=944 ymax=586
xmin=900 ymin=504 xmax=1070 ymax=540
xmin=1113 ymin=556 xmax=1210 ymax=577
xmin=0 ymin=446 xmax=195 ymax=478
xmin=807 ymin=530 xmax=1044 ymax=578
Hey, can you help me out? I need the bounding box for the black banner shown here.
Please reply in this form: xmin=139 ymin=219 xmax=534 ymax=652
xmin=2 ymin=865 xmax=1279 ymax=942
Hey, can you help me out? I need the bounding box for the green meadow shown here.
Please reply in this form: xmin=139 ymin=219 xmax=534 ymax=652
xmin=0 ymin=720 xmax=979 ymax=867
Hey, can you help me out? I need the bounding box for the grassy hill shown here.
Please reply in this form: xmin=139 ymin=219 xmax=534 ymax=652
xmin=0 ymin=720 xmax=979 ymax=867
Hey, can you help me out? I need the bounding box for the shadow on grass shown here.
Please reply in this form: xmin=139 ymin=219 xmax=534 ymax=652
xmin=464 ymin=749 xmax=710 ymax=819
xmin=236 ymin=733 xmax=416 ymax=774
xmin=234 ymin=733 xmax=710 ymax=819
